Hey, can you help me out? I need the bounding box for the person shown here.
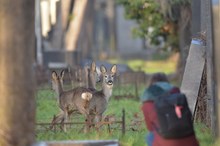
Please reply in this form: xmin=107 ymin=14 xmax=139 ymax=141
xmin=140 ymin=72 xmax=199 ymax=146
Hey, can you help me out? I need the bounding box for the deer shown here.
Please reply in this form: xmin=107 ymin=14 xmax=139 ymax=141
xmin=85 ymin=61 xmax=100 ymax=90
xmin=50 ymin=61 xmax=100 ymax=131
xmin=86 ymin=64 xmax=117 ymax=129
xmin=67 ymin=61 xmax=100 ymax=89
xmin=50 ymin=70 xmax=93 ymax=132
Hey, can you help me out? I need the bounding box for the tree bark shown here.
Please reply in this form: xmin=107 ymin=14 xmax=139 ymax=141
xmin=191 ymin=0 xmax=201 ymax=36
xmin=206 ymin=0 xmax=216 ymax=136
xmin=50 ymin=0 xmax=63 ymax=49
xmin=106 ymin=0 xmax=117 ymax=56
xmin=61 ymin=0 xmax=72 ymax=48
xmin=61 ymin=0 xmax=72 ymax=32
xmin=0 ymin=0 xmax=35 ymax=146
xmin=35 ymin=0 xmax=43 ymax=65
xmin=78 ymin=0 xmax=95 ymax=60
xmin=64 ymin=0 xmax=88 ymax=66
xmin=155 ymin=1 xmax=192 ymax=81
xmin=211 ymin=0 xmax=220 ymax=138
xmin=176 ymin=4 xmax=192 ymax=82
xmin=64 ymin=0 xmax=88 ymax=52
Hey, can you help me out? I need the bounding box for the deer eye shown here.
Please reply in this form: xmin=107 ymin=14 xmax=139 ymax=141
xmin=105 ymin=75 xmax=108 ymax=78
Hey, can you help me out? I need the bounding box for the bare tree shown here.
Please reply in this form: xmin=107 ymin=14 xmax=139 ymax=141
xmin=0 ymin=0 xmax=35 ymax=146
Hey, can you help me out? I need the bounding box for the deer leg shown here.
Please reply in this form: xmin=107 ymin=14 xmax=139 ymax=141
xmin=50 ymin=111 xmax=65 ymax=130
xmin=81 ymin=114 xmax=89 ymax=133
xmin=82 ymin=114 xmax=95 ymax=133
xmin=95 ymin=114 xmax=103 ymax=131
xmin=62 ymin=109 xmax=69 ymax=132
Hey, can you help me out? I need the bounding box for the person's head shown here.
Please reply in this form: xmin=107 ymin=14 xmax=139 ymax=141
xmin=150 ymin=72 xmax=169 ymax=85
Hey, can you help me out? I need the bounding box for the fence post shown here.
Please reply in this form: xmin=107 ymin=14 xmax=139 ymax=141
xmin=135 ymin=79 xmax=139 ymax=99
xmin=122 ymin=108 xmax=125 ymax=135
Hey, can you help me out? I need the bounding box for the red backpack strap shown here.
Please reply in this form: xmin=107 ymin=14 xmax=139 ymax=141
xmin=169 ymin=87 xmax=180 ymax=94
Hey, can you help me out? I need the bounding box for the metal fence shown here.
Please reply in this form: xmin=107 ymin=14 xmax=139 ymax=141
xmin=35 ymin=68 xmax=147 ymax=134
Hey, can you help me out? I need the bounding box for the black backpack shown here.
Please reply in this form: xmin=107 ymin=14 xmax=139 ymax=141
xmin=150 ymin=85 xmax=195 ymax=139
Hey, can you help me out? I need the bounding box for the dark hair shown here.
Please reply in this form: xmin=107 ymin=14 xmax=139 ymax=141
xmin=150 ymin=72 xmax=169 ymax=85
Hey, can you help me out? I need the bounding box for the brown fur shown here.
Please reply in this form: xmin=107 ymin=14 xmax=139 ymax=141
xmin=87 ymin=64 xmax=117 ymax=128
xmin=50 ymin=71 xmax=93 ymax=131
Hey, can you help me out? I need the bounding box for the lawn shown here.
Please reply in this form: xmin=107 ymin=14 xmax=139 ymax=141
xmin=108 ymin=52 xmax=179 ymax=74
xmin=36 ymin=86 xmax=214 ymax=146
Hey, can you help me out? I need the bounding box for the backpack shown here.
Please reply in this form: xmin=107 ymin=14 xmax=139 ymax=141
xmin=152 ymin=85 xmax=195 ymax=139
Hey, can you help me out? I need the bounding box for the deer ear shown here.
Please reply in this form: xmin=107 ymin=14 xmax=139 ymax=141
xmin=96 ymin=67 xmax=101 ymax=76
xmin=60 ymin=70 xmax=65 ymax=79
xmin=52 ymin=71 xmax=58 ymax=80
xmin=91 ymin=61 xmax=96 ymax=72
xmin=96 ymin=67 xmax=101 ymax=82
xmin=100 ymin=65 xmax=107 ymax=74
xmin=111 ymin=64 xmax=117 ymax=74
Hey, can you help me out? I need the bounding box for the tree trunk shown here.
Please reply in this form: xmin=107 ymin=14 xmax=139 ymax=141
xmin=191 ymin=0 xmax=201 ymax=36
xmin=50 ymin=0 xmax=63 ymax=49
xmin=177 ymin=4 xmax=192 ymax=81
xmin=205 ymin=0 xmax=216 ymax=136
xmin=0 ymin=0 xmax=35 ymax=146
xmin=211 ymin=0 xmax=220 ymax=138
xmin=64 ymin=0 xmax=88 ymax=66
xmin=78 ymin=0 xmax=95 ymax=60
xmin=106 ymin=0 xmax=117 ymax=56
xmin=155 ymin=1 xmax=192 ymax=81
xmin=35 ymin=0 xmax=43 ymax=65
xmin=61 ymin=0 xmax=72 ymax=31
xmin=64 ymin=0 xmax=88 ymax=51
xmin=61 ymin=0 xmax=72 ymax=48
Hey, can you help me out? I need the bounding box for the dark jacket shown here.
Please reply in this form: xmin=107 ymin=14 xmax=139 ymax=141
xmin=141 ymin=82 xmax=199 ymax=146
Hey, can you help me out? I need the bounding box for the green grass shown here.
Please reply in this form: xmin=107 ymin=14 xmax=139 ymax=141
xmin=108 ymin=53 xmax=178 ymax=74
xmin=195 ymin=123 xmax=214 ymax=146
xmin=213 ymin=139 xmax=220 ymax=146
xmin=36 ymin=88 xmax=213 ymax=146
xmin=36 ymin=89 xmax=59 ymax=122
xmin=126 ymin=59 xmax=177 ymax=74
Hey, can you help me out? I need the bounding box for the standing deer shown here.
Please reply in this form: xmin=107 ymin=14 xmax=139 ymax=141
xmin=87 ymin=64 xmax=117 ymax=129
xmin=68 ymin=61 xmax=100 ymax=89
xmin=50 ymin=70 xmax=93 ymax=131
xmin=85 ymin=61 xmax=100 ymax=90
xmin=50 ymin=61 xmax=100 ymax=131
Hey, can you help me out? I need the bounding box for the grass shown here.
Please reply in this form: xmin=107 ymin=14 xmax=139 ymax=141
xmin=213 ymin=139 xmax=220 ymax=146
xmin=108 ymin=52 xmax=178 ymax=74
xmin=194 ymin=123 xmax=214 ymax=146
xmin=36 ymin=87 xmax=213 ymax=146
xmin=36 ymin=88 xmax=146 ymax=145
xmin=126 ymin=59 xmax=177 ymax=74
